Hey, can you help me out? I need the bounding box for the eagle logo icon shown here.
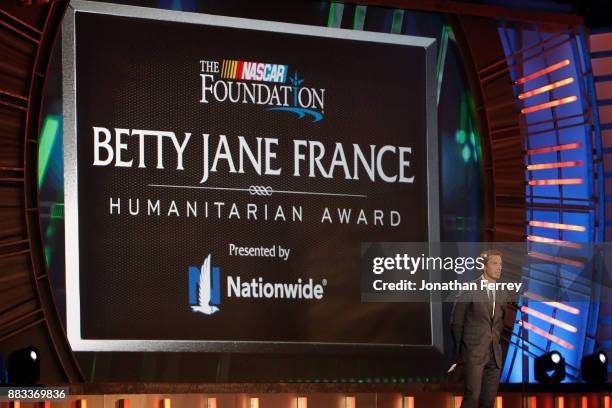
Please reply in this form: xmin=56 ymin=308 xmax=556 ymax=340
xmin=190 ymin=254 xmax=220 ymax=315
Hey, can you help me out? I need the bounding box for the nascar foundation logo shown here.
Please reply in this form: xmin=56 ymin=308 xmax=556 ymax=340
xmin=220 ymin=59 xmax=288 ymax=83
xmin=199 ymin=58 xmax=325 ymax=122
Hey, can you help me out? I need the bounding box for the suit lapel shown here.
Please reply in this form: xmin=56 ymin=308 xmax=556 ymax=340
xmin=493 ymin=291 xmax=504 ymax=324
xmin=477 ymin=288 xmax=493 ymax=321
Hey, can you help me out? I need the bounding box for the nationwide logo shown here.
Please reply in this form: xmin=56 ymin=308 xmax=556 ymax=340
xmin=188 ymin=254 xmax=221 ymax=315
xmin=227 ymin=276 xmax=327 ymax=299
xmin=199 ymin=58 xmax=325 ymax=122
xmin=187 ymin=253 xmax=327 ymax=316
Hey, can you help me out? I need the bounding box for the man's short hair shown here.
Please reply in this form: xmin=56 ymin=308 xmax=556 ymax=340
xmin=479 ymin=249 xmax=503 ymax=268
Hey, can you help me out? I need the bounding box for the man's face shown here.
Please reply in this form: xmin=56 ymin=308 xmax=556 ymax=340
xmin=483 ymin=255 xmax=502 ymax=281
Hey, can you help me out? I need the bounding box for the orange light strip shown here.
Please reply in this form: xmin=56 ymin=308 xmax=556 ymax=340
xmin=521 ymin=96 xmax=577 ymax=114
xmin=528 ymin=178 xmax=583 ymax=186
xmin=162 ymin=398 xmax=171 ymax=408
xmin=528 ymin=143 xmax=580 ymax=155
xmin=454 ymin=396 xmax=463 ymax=408
xmin=528 ymin=251 xmax=585 ymax=268
xmin=527 ymin=160 xmax=583 ymax=170
xmin=557 ymin=396 xmax=565 ymax=408
xmin=207 ymin=397 xmax=218 ymax=408
xmin=581 ymin=396 xmax=588 ymax=408
xmin=518 ymin=77 xmax=574 ymax=100
xmin=527 ymin=235 xmax=582 ymax=248
xmin=515 ymin=59 xmax=570 ymax=85
xmin=518 ymin=320 xmax=574 ymax=349
xmin=297 ymin=397 xmax=307 ymax=408
xmin=529 ymin=220 xmax=586 ymax=232
xmin=521 ymin=306 xmax=577 ymax=332
xmin=604 ymin=395 xmax=610 ymax=408
xmin=530 ymin=396 xmax=538 ymax=408
xmin=345 ymin=396 xmax=356 ymax=408
xmin=523 ymin=291 xmax=580 ymax=315
xmin=402 ymin=396 xmax=415 ymax=408
xmin=496 ymin=396 xmax=503 ymax=408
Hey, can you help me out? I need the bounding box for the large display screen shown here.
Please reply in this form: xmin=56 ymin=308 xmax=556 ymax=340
xmin=63 ymin=0 xmax=439 ymax=352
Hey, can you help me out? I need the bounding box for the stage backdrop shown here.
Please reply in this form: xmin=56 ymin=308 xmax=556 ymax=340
xmin=62 ymin=0 xmax=439 ymax=353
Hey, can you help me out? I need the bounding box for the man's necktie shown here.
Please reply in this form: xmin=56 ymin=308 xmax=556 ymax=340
xmin=487 ymin=288 xmax=495 ymax=317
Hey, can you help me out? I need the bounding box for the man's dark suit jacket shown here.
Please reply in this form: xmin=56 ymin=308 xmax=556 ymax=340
xmin=451 ymin=279 xmax=509 ymax=368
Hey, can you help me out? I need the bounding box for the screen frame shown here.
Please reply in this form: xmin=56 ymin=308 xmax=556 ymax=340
xmin=62 ymin=0 xmax=441 ymax=353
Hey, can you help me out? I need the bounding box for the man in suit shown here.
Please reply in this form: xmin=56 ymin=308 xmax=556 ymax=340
xmin=451 ymin=250 xmax=508 ymax=408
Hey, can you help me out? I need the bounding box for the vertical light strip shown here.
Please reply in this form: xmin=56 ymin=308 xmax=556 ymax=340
xmin=296 ymin=396 xmax=307 ymax=408
xmin=402 ymin=396 xmax=415 ymax=408
xmin=556 ymin=396 xmax=564 ymax=408
xmin=206 ymin=397 xmax=217 ymax=408
xmin=580 ymin=396 xmax=588 ymax=408
xmin=344 ymin=396 xmax=356 ymax=408
xmin=38 ymin=115 xmax=60 ymax=189
xmin=529 ymin=396 xmax=537 ymax=408
xmin=454 ymin=396 xmax=463 ymax=408
xmin=327 ymin=3 xmax=344 ymax=28
xmin=436 ymin=25 xmax=449 ymax=105
xmin=496 ymin=396 xmax=503 ymax=408
xmin=390 ymin=10 xmax=404 ymax=34
xmin=353 ymin=5 xmax=366 ymax=30
xmin=249 ymin=397 xmax=259 ymax=408
xmin=162 ymin=398 xmax=171 ymax=408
